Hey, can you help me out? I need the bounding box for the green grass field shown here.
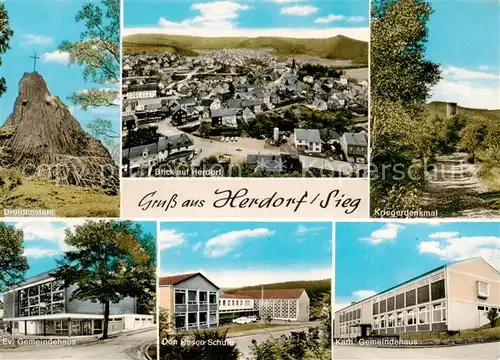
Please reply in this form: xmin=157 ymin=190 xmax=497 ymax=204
xmin=0 ymin=168 xmax=119 ymax=217
xmin=123 ymin=34 xmax=368 ymax=63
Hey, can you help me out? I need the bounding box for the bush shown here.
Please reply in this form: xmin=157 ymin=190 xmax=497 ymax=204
xmin=159 ymin=330 xmax=239 ymax=360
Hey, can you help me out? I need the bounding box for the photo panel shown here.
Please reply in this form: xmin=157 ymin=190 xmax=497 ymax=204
xmin=0 ymin=219 xmax=157 ymax=359
xmin=370 ymin=0 xmax=500 ymax=218
xmin=121 ymin=0 xmax=369 ymax=179
xmin=0 ymin=0 xmax=120 ymax=218
xmin=157 ymin=220 xmax=333 ymax=359
xmin=334 ymin=220 xmax=500 ymax=359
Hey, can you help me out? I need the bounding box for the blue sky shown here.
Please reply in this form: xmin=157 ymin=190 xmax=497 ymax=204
xmin=159 ymin=221 xmax=332 ymax=288
xmin=0 ymin=0 xmax=119 ymax=132
xmin=426 ymin=0 xmax=499 ymax=109
xmin=1 ymin=220 xmax=156 ymax=292
xmin=124 ymin=0 xmax=369 ymax=41
xmin=335 ymin=221 xmax=500 ymax=312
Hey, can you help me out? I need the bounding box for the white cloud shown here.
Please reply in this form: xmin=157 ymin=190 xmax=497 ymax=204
xmin=158 ymin=1 xmax=250 ymax=31
xmin=13 ymin=220 xmax=86 ymax=257
xmin=429 ymin=231 xmax=459 ymax=239
xmin=22 ymin=34 xmax=53 ymax=46
xmin=431 ymin=65 xmax=500 ymax=109
xmin=280 ymin=5 xmax=318 ymax=16
xmin=23 ymin=247 xmax=60 ymax=259
xmin=124 ymin=27 xmax=369 ymax=42
xmin=160 ymin=267 xmax=331 ymax=288
xmin=347 ymin=16 xmax=366 ymax=23
xmin=159 ymin=229 xmax=186 ymax=250
xmin=294 ymin=224 xmax=325 ymax=236
xmin=361 ymin=223 xmax=405 ymax=244
xmin=204 ymin=228 xmax=274 ymax=257
xmin=418 ymin=234 xmax=500 ymax=270
xmin=41 ymin=50 xmax=70 ymax=65
xmin=193 ymin=242 xmax=203 ymax=252
xmin=352 ymin=290 xmax=377 ymax=299
xmin=479 ymin=65 xmax=489 ymax=71
xmin=442 ymin=66 xmax=499 ymax=80
xmin=314 ymin=14 xmax=344 ymax=24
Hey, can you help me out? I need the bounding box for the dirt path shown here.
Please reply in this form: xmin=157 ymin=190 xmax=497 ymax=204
xmin=421 ymin=153 xmax=500 ymax=217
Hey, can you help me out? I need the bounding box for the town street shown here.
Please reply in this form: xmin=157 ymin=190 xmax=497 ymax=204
xmin=0 ymin=329 xmax=155 ymax=360
xmin=230 ymin=325 xmax=314 ymax=359
xmin=333 ymin=342 xmax=500 ymax=360
xmin=156 ymin=118 xmax=361 ymax=174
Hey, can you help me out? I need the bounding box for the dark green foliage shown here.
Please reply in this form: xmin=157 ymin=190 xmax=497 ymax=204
xmin=487 ymin=308 xmax=499 ymax=328
xmin=52 ymin=220 xmax=156 ymax=339
xmin=123 ymin=126 xmax=160 ymax=148
xmin=0 ymin=3 xmax=13 ymax=97
xmin=298 ymin=64 xmax=342 ymax=80
xmin=0 ymin=222 xmax=28 ymax=292
xmin=159 ymin=330 xmax=239 ymax=360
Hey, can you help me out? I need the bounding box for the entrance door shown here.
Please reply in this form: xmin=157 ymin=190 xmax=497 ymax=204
xmin=72 ymin=321 xmax=81 ymax=336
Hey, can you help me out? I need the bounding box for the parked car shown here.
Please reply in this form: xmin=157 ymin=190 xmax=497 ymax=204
xmin=221 ymin=136 xmax=225 ymax=142
xmin=232 ymin=317 xmax=252 ymax=324
xmin=247 ymin=316 xmax=258 ymax=322
xmin=236 ymin=147 xmax=242 ymax=151
xmin=225 ymin=138 xmax=230 ymax=142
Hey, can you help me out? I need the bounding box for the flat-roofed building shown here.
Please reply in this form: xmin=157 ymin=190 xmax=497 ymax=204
xmin=159 ymin=273 xmax=219 ymax=331
xmin=2 ymin=271 xmax=153 ymax=337
xmin=218 ymin=294 xmax=258 ymax=324
xmin=235 ymin=289 xmax=310 ymax=322
xmin=334 ymin=257 xmax=500 ymax=339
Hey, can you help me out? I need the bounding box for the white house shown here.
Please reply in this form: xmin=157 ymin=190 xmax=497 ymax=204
xmin=294 ymin=129 xmax=322 ymax=153
xmin=125 ymin=84 xmax=158 ymax=100
xmin=210 ymin=98 xmax=221 ymax=111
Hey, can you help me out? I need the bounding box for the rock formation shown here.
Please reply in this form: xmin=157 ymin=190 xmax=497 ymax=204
xmin=0 ymin=72 xmax=119 ymax=194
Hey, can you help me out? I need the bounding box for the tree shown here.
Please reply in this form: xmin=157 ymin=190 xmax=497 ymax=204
xmin=51 ymin=220 xmax=156 ymax=340
xmin=487 ymin=308 xmax=499 ymax=328
xmin=0 ymin=222 xmax=28 ymax=293
xmin=60 ymin=0 xmax=120 ymax=159
xmin=371 ymin=0 xmax=440 ymax=105
xmin=370 ymin=0 xmax=441 ymax=214
xmin=198 ymin=122 xmax=213 ymax=138
xmin=0 ymin=3 xmax=14 ymax=98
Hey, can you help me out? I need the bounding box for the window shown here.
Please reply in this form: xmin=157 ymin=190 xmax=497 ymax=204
xmin=396 ymin=294 xmax=404 ymax=309
xmin=222 ymin=300 xmax=225 ymax=306
xmin=380 ymin=300 xmax=387 ymax=313
xmin=380 ymin=315 xmax=386 ymax=328
xmin=373 ymin=317 xmax=379 ymax=329
xmin=406 ymin=289 xmax=416 ymax=307
xmin=396 ymin=312 xmax=404 ymax=326
xmin=373 ymin=302 xmax=379 ymax=315
xmin=433 ymin=303 xmax=446 ymax=323
xmin=418 ymin=306 xmax=429 ymax=324
xmin=417 ymin=285 xmax=430 ymax=304
xmin=388 ymin=313 xmax=395 ymax=327
xmin=431 ymin=279 xmax=445 ymax=301
xmin=407 ymin=309 xmax=416 ymax=325
xmin=476 ymin=281 xmax=489 ymax=299
xmin=387 ymin=297 xmax=395 ymax=311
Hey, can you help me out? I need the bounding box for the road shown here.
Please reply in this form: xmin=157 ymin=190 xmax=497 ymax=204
xmin=333 ymin=342 xmax=500 ymax=360
xmin=231 ymin=326 xmax=312 ymax=360
xmin=157 ymin=118 xmax=360 ymax=174
xmin=0 ymin=329 xmax=155 ymax=360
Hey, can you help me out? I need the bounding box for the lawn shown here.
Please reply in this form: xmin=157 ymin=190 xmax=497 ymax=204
xmin=0 ymin=178 xmax=119 ymax=217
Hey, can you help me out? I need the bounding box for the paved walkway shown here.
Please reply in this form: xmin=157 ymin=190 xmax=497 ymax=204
xmin=421 ymin=153 xmax=500 ymax=217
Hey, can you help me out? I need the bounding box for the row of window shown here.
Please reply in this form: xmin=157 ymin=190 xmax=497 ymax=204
xmin=18 ymin=281 xmax=66 ymax=317
xmin=373 ymin=302 xmax=446 ymax=329
xmin=220 ymin=299 xmax=252 ymax=307
xmin=372 ymin=279 xmax=445 ymax=315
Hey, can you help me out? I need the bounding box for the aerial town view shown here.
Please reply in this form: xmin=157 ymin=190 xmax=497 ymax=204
xmin=122 ymin=0 xmax=369 ymax=178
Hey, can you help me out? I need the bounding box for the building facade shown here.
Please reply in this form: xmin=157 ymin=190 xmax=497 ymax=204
xmin=334 ymin=258 xmax=500 ymax=339
xmin=235 ymin=289 xmax=310 ymax=322
xmin=2 ymin=272 xmax=153 ymax=337
xmin=159 ymin=273 xmax=219 ymax=332
xmin=294 ymin=129 xmax=322 ymax=153
xmin=218 ymin=294 xmax=258 ymax=324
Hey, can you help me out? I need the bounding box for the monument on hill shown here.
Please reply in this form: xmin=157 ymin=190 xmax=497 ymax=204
xmin=0 ymin=72 xmax=119 ymax=194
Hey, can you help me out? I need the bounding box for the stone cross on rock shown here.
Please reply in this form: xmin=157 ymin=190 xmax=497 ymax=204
xmin=30 ymin=53 xmax=40 ymax=72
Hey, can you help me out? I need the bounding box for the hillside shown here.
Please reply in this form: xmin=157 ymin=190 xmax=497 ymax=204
xmin=223 ymin=278 xmax=331 ymax=302
xmin=124 ymin=34 xmax=368 ymax=63
xmin=428 ymin=101 xmax=500 ymax=121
